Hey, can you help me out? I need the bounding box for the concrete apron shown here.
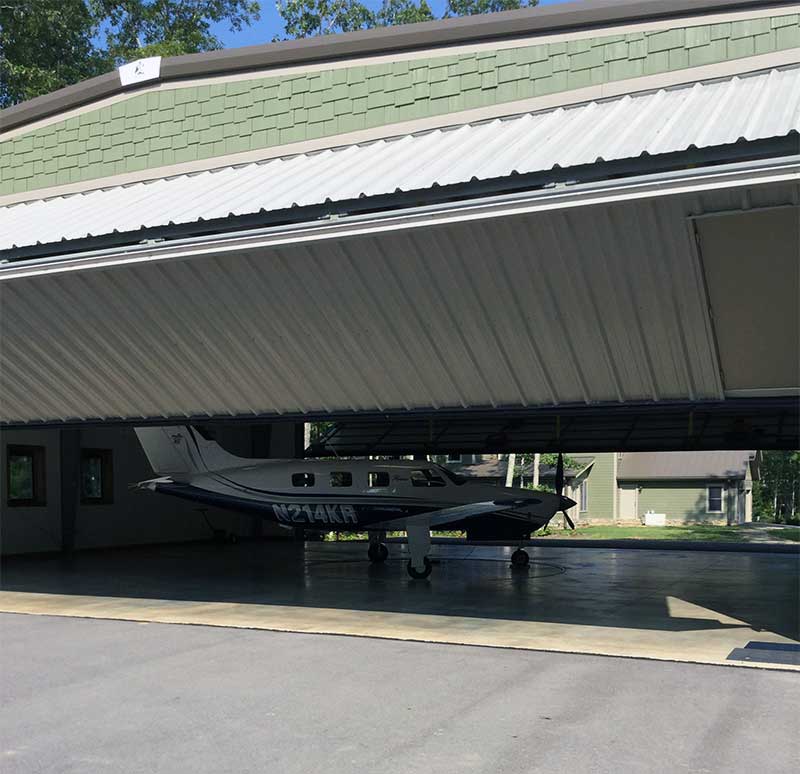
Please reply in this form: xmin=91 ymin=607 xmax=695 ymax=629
xmin=1 ymin=588 xmax=797 ymax=672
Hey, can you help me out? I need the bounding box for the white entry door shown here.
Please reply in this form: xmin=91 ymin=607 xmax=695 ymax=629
xmin=618 ymin=485 xmax=639 ymax=523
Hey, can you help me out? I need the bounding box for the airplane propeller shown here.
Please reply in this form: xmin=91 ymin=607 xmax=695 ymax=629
xmin=555 ymin=452 xmax=576 ymax=530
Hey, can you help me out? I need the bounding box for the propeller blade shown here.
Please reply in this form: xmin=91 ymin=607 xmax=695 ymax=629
xmin=555 ymin=452 xmax=564 ymax=498
xmin=562 ymin=510 xmax=576 ymax=530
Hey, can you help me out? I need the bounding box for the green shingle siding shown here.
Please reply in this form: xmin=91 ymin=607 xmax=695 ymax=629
xmin=584 ymin=453 xmax=617 ymax=522
xmin=637 ymin=482 xmax=731 ymax=524
xmin=2 ymin=14 xmax=798 ymax=195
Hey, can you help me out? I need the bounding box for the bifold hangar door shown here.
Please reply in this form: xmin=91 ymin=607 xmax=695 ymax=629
xmin=0 ymin=173 xmax=797 ymax=426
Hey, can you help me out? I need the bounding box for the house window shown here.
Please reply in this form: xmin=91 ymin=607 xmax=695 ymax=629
xmin=368 ymin=471 xmax=390 ymax=488
xmin=446 ymin=453 xmax=462 ymax=463
xmin=292 ymin=472 xmax=315 ymax=487
xmin=81 ymin=449 xmax=113 ymax=504
xmin=330 ymin=471 xmax=352 ymax=487
xmin=579 ymin=480 xmax=588 ymax=512
xmin=707 ymin=485 xmax=724 ymax=513
xmin=6 ymin=445 xmax=46 ymax=506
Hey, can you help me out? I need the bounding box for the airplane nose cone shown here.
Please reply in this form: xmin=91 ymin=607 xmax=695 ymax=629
xmin=560 ymin=496 xmax=576 ymax=511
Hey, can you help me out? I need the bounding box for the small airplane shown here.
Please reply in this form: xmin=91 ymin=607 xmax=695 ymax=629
xmin=134 ymin=426 xmax=576 ymax=579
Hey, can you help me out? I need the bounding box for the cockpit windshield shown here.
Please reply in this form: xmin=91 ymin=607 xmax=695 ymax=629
xmin=435 ymin=465 xmax=466 ymax=486
xmin=410 ymin=469 xmax=446 ymax=487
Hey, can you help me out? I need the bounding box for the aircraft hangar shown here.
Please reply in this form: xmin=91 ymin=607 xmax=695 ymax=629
xmin=0 ymin=0 xmax=798 ymax=669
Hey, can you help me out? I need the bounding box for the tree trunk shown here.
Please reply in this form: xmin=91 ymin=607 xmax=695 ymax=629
xmin=532 ymin=453 xmax=540 ymax=488
xmin=505 ymin=453 xmax=516 ymax=488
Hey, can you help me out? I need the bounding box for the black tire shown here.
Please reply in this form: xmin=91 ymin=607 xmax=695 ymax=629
xmin=511 ymin=548 xmax=530 ymax=567
xmin=368 ymin=542 xmax=389 ymax=563
xmin=406 ymin=557 xmax=433 ymax=579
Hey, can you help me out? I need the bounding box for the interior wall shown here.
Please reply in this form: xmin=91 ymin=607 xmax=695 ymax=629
xmin=0 ymin=424 xmax=294 ymax=555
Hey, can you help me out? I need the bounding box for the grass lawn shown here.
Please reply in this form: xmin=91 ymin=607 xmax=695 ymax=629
xmin=768 ymin=528 xmax=800 ymax=542
xmin=535 ymin=525 xmax=757 ymax=542
xmin=323 ymin=526 xmax=799 ymax=544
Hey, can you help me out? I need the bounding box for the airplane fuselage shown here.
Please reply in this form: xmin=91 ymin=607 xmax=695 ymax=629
xmin=148 ymin=458 xmax=556 ymax=534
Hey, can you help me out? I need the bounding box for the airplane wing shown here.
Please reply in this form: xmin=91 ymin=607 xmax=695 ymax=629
xmin=403 ymin=497 xmax=545 ymax=529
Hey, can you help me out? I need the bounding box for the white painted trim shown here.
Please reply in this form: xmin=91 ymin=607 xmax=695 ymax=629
xmin=1 ymin=157 xmax=796 ymax=281
xmin=1 ymin=4 xmax=798 ymax=140
xmin=2 ymin=52 xmax=798 ymax=208
xmin=724 ymin=387 xmax=800 ymax=396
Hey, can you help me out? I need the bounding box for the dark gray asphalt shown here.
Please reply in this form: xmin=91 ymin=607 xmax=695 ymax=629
xmin=1 ymin=613 xmax=798 ymax=774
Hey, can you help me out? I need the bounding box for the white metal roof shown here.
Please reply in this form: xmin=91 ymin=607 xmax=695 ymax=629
xmin=2 ymin=65 xmax=799 ymax=252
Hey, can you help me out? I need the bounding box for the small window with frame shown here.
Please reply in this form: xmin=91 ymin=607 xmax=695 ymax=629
xmin=81 ymin=449 xmax=114 ymax=504
xmin=330 ymin=471 xmax=352 ymax=487
xmin=292 ymin=472 xmax=315 ymax=487
xmin=446 ymin=453 xmax=462 ymax=463
xmin=707 ymin=485 xmax=724 ymax=513
xmin=6 ymin=445 xmax=46 ymax=506
xmin=368 ymin=471 xmax=390 ymax=488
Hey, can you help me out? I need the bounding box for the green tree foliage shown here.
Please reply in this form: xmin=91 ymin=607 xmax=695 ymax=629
xmin=276 ymin=0 xmax=534 ymax=39
xmin=753 ymin=451 xmax=800 ymax=524
xmin=276 ymin=0 xmax=435 ymax=38
xmin=0 ymin=0 xmax=107 ymax=107
xmin=445 ymin=0 xmax=528 ymax=17
xmin=91 ymin=0 xmax=261 ymax=63
xmin=377 ymin=0 xmax=433 ymax=26
xmin=0 ymin=0 xmax=261 ymax=108
xmin=276 ymin=0 xmax=374 ymax=38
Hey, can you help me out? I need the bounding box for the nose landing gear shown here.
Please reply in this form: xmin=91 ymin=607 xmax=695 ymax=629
xmin=511 ymin=548 xmax=530 ymax=567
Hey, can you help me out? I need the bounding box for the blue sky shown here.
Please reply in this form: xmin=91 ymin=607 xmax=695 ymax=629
xmin=211 ymin=0 xmax=571 ymax=48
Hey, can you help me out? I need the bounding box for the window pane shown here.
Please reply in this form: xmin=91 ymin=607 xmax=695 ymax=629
xmin=330 ymin=471 xmax=352 ymax=487
xmin=446 ymin=454 xmax=461 ymax=463
xmin=81 ymin=456 xmax=103 ymax=500
xmin=292 ymin=472 xmax=315 ymax=487
xmin=579 ymin=480 xmax=588 ymax=512
xmin=9 ymin=455 xmax=33 ymax=500
xmin=708 ymin=486 xmax=723 ymax=512
xmin=368 ymin=471 xmax=389 ymax=487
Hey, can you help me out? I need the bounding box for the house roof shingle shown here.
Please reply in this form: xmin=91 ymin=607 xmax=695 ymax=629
xmin=617 ymin=451 xmax=755 ymax=480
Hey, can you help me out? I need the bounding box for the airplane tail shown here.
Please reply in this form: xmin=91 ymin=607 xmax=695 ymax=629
xmin=134 ymin=426 xmax=247 ymax=480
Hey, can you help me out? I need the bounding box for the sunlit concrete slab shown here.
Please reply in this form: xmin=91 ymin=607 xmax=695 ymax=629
xmin=0 ymin=542 xmax=797 ymax=670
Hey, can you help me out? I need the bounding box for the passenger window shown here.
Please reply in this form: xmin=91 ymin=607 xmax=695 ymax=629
xmin=330 ymin=471 xmax=352 ymax=487
xmin=369 ymin=471 xmax=390 ymax=488
xmin=410 ymin=469 xmax=446 ymax=487
xmin=292 ymin=472 xmax=315 ymax=487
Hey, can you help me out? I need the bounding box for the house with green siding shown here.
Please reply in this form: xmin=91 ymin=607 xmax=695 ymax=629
xmin=446 ymin=451 xmax=758 ymax=526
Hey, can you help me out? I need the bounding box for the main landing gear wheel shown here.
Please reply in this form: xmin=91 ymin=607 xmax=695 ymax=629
xmin=368 ymin=542 xmax=389 ymax=563
xmin=511 ymin=548 xmax=530 ymax=567
xmin=406 ymin=557 xmax=433 ymax=579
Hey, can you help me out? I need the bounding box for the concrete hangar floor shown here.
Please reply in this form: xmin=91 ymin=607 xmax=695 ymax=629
xmin=1 ymin=539 xmax=799 ymax=774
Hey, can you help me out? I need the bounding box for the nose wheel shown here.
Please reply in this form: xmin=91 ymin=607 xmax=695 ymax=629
xmin=406 ymin=557 xmax=433 ymax=579
xmin=511 ymin=548 xmax=530 ymax=567
xmin=368 ymin=542 xmax=389 ymax=563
